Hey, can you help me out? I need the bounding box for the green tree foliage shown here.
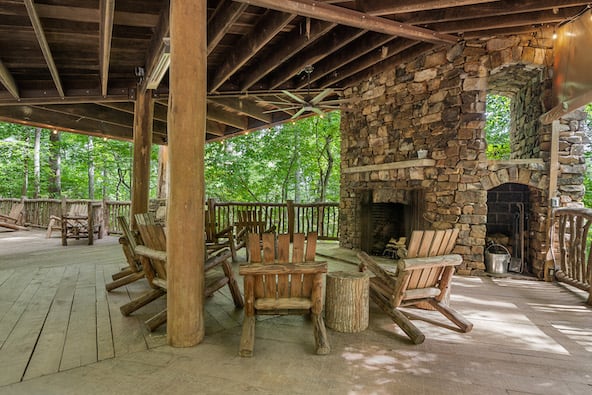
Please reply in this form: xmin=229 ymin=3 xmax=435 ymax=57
xmin=485 ymin=94 xmax=512 ymax=160
xmin=205 ymin=112 xmax=341 ymax=203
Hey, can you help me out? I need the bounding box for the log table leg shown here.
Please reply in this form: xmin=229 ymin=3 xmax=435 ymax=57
xmin=325 ymin=271 xmax=369 ymax=333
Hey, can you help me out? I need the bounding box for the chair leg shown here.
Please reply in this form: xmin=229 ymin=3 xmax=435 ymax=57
xmin=145 ymin=309 xmax=167 ymax=332
xmin=370 ymin=291 xmax=425 ymax=344
xmin=105 ymin=271 xmax=145 ymax=292
xmin=120 ymin=288 xmax=166 ymax=316
xmin=428 ymin=299 xmax=473 ymax=333
xmin=112 ymin=267 xmax=134 ymax=281
xmin=239 ymin=315 xmax=256 ymax=357
xmin=221 ymin=261 xmax=244 ymax=308
xmin=312 ymin=313 xmax=330 ymax=355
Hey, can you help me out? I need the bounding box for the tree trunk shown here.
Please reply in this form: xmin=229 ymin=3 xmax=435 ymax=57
xmin=21 ymin=131 xmax=30 ymax=197
xmin=48 ymin=131 xmax=61 ymax=198
xmin=33 ymin=127 xmax=41 ymax=198
xmin=88 ymin=136 xmax=95 ymax=199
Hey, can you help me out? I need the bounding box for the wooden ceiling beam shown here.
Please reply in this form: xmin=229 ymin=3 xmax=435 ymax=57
xmin=209 ymin=10 xmax=296 ymax=93
xmin=99 ymin=0 xmax=115 ymax=97
xmin=267 ymin=26 xmax=366 ymax=90
xmin=207 ymin=0 xmax=248 ymax=55
xmin=360 ymin=0 xmax=500 ymax=16
xmin=138 ymin=0 xmax=170 ymax=94
xmin=33 ymin=4 xmax=159 ymax=27
xmin=207 ymin=104 xmax=248 ymax=130
xmin=208 ymin=97 xmax=272 ymax=123
xmin=318 ymin=38 xmax=418 ymax=87
xmin=24 ymin=0 xmax=65 ymax=97
xmin=206 ymin=121 xmax=226 ymax=137
xmin=395 ymin=0 xmax=592 ymax=25
xmin=340 ymin=42 xmax=439 ymax=88
xmin=231 ymin=0 xmax=457 ymax=44
xmin=295 ymin=32 xmax=395 ymax=89
xmin=0 ymin=59 xmax=19 ymax=99
xmin=239 ymin=20 xmax=337 ymax=91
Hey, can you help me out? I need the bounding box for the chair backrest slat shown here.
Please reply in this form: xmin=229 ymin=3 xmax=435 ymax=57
xmin=292 ymin=233 xmax=305 ymax=263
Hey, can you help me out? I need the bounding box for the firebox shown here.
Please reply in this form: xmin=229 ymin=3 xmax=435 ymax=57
xmin=359 ymin=189 xmax=427 ymax=255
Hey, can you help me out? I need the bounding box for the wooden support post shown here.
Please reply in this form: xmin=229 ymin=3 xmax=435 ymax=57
xmin=287 ymin=199 xmax=295 ymax=241
xmin=167 ymin=0 xmax=207 ymax=347
xmin=130 ymin=90 xmax=154 ymax=229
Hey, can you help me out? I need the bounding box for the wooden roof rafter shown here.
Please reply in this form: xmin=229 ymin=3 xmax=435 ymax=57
xmin=99 ymin=0 xmax=115 ymax=97
xmin=0 ymin=59 xmax=19 ymax=99
xmin=23 ymin=0 xmax=64 ymax=98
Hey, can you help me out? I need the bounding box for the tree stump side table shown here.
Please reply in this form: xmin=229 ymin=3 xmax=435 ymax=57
xmin=325 ymin=271 xmax=369 ymax=333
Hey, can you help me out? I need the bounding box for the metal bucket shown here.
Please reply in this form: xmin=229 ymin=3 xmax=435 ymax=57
xmin=484 ymin=244 xmax=510 ymax=274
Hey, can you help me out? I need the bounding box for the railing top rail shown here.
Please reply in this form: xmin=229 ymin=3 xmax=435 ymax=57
xmin=554 ymin=207 xmax=592 ymax=219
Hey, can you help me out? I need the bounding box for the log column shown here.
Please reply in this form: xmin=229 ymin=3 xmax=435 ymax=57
xmin=167 ymin=0 xmax=206 ymax=347
xmin=130 ymin=90 xmax=154 ymax=229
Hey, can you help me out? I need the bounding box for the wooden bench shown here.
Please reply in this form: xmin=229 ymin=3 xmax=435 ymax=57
xmin=239 ymin=232 xmax=330 ymax=357
xmin=358 ymin=229 xmax=473 ymax=344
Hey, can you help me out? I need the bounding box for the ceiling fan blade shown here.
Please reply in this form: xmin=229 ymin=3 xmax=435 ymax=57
xmin=291 ymin=107 xmax=307 ymax=119
xmin=263 ymin=106 xmax=301 ymax=113
xmin=311 ymin=107 xmax=325 ymax=116
xmin=310 ymin=88 xmax=334 ymax=105
xmin=282 ymin=90 xmax=307 ymax=105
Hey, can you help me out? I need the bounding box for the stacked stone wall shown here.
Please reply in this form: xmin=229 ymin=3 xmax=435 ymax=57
xmin=340 ymin=33 xmax=587 ymax=276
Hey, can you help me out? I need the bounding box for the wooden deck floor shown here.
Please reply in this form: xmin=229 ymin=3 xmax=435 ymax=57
xmin=0 ymin=230 xmax=591 ymax=394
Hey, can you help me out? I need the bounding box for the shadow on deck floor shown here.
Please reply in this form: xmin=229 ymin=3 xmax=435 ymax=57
xmin=0 ymin=230 xmax=591 ymax=394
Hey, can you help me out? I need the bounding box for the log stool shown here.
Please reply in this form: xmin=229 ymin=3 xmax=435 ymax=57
xmin=325 ymin=271 xmax=369 ymax=333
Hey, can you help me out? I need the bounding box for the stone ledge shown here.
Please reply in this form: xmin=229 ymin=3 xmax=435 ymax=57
xmin=343 ymin=159 xmax=436 ymax=174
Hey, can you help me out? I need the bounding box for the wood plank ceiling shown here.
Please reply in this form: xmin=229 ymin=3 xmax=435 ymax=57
xmin=0 ymin=0 xmax=588 ymax=143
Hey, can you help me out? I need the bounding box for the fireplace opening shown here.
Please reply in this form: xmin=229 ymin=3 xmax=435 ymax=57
xmin=359 ymin=189 xmax=427 ymax=256
xmin=486 ymin=183 xmax=530 ymax=273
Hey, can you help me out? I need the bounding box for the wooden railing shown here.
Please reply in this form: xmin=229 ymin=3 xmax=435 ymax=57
xmin=553 ymin=207 xmax=592 ymax=305
xmin=1 ymin=198 xmax=340 ymax=240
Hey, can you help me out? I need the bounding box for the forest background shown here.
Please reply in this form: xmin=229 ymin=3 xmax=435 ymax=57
xmin=0 ymin=103 xmax=590 ymax=205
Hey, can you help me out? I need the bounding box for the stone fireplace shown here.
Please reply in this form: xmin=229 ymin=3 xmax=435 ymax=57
xmin=339 ymin=33 xmax=587 ymax=277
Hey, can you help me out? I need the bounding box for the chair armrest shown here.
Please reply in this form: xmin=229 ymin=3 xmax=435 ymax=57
xmin=398 ymin=254 xmax=462 ymax=271
xmin=214 ymin=225 xmax=233 ymax=239
xmin=239 ymin=262 xmax=327 ymax=276
xmin=135 ymin=245 xmax=167 ymax=262
xmin=205 ymin=248 xmax=232 ymax=271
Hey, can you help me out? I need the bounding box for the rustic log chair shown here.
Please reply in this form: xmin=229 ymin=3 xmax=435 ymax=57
xmin=105 ymin=216 xmax=146 ymax=292
xmin=56 ymin=199 xmax=104 ymax=245
xmin=358 ymin=229 xmax=473 ymax=344
xmin=0 ymin=202 xmax=28 ymax=231
xmin=239 ymin=231 xmax=330 ymax=357
xmin=205 ymin=212 xmax=238 ymax=261
xmin=46 ymin=201 xmax=85 ymax=238
xmin=122 ymin=212 xmax=244 ymax=332
xmin=234 ymin=209 xmax=276 ymax=261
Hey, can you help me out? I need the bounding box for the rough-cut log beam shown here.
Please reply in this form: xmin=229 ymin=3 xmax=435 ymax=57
xmin=0 ymin=59 xmax=19 ymax=99
xmin=138 ymin=0 xmax=170 ymax=94
xmin=33 ymin=3 xmax=159 ymax=27
xmin=361 ymin=0 xmax=500 ymax=16
xmin=239 ymin=20 xmax=337 ymax=91
xmin=24 ymin=0 xmax=65 ymax=97
xmin=231 ymin=0 xmax=457 ymax=44
xmin=207 ymin=103 xmax=248 ymax=130
xmin=207 ymin=0 xmax=248 ymax=55
xmin=99 ymin=0 xmax=115 ymax=97
xmin=209 ymin=97 xmax=272 ymax=123
xmin=296 ymin=32 xmax=395 ymax=89
xmin=267 ymin=26 xmax=366 ymax=90
xmin=318 ymin=38 xmax=418 ymax=87
xmin=209 ymin=11 xmax=296 ymax=93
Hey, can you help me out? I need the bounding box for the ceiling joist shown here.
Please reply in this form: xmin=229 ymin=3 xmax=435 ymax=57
xmin=360 ymin=0 xmax=500 ymax=16
xmin=99 ymin=0 xmax=115 ymax=97
xmin=207 ymin=0 xmax=248 ymax=55
xmin=23 ymin=0 xmax=65 ymax=98
xmin=0 ymin=59 xmax=19 ymax=99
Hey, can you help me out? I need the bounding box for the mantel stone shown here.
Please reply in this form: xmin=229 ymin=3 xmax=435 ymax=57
xmin=343 ymin=159 xmax=436 ymax=174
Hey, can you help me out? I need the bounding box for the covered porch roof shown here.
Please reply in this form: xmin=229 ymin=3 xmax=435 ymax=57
xmin=0 ymin=0 xmax=589 ymax=142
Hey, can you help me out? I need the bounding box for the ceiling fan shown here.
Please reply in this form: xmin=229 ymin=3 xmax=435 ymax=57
xmin=258 ymin=66 xmax=355 ymax=119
